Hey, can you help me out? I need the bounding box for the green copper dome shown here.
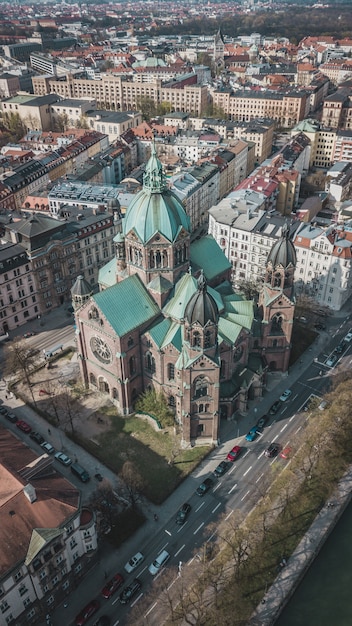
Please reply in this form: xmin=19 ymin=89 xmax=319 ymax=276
xmin=124 ymin=144 xmax=190 ymax=244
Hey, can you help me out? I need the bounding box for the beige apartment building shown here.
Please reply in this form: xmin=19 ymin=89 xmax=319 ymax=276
xmin=33 ymin=74 xmax=208 ymax=116
xmin=213 ymin=89 xmax=308 ymax=128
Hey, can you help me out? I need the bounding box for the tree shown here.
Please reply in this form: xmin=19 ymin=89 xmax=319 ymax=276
xmin=120 ymin=460 xmax=146 ymax=509
xmin=4 ymin=338 xmax=40 ymax=404
xmin=135 ymin=388 xmax=174 ymax=427
xmin=235 ymin=277 xmax=261 ymax=301
xmin=135 ymin=95 xmax=157 ymax=121
xmin=75 ymin=115 xmax=89 ymax=129
xmin=2 ymin=112 xmax=26 ymax=141
xmin=54 ymin=113 xmax=70 ymax=133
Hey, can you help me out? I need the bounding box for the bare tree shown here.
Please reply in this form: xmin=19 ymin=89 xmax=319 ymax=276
xmin=4 ymin=338 xmax=41 ymax=404
xmin=120 ymin=461 xmax=146 ymax=509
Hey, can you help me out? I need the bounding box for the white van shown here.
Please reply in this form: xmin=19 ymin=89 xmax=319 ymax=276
xmin=148 ymin=550 xmax=170 ymax=575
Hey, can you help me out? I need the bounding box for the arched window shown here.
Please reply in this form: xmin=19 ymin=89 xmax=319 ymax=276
xmin=204 ymin=330 xmax=211 ymax=348
xmin=89 ymin=372 xmax=97 ymax=386
xmin=112 ymin=388 xmax=118 ymax=400
xmin=193 ymin=331 xmax=201 ymax=348
xmin=271 ymin=314 xmax=283 ymax=333
xmin=129 ymin=356 xmax=136 ymax=376
xmin=88 ymin=307 xmax=99 ymax=320
xmin=199 ymin=404 xmax=204 ymax=413
xmin=168 ymin=363 xmax=175 ymax=380
xmin=128 ymin=336 xmax=134 ymax=347
xmin=145 ymin=352 xmax=155 ymax=373
xmin=204 ymin=404 xmax=209 ymax=412
xmin=194 ymin=376 xmax=208 ymax=399
xmin=169 ymin=395 xmax=176 ymax=408
xmin=156 ymin=250 xmax=162 ymax=268
xmin=220 ymin=359 xmax=226 ymax=377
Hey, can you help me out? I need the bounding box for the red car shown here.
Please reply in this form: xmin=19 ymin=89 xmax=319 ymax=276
xmin=16 ymin=420 xmax=32 ymax=434
xmin=226 ymin=445 xmax=242 ymax=462
xmin=75 ymin=600 xmax=100 ymax=626
xmin=101 ymin=572 xmax=124 ymax=599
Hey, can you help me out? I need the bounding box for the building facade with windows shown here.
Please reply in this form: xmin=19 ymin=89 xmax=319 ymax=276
xmin=72 ymin=146 xmax=296 ymax=446
xmin=0 ymin=243 xmax=37 ymax=334
xmin=0 ymin=426 xmax=97 ymax=626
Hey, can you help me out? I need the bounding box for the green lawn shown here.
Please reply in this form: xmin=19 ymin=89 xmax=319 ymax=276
xmin=72 ymin=410 xmax=209 ymax=504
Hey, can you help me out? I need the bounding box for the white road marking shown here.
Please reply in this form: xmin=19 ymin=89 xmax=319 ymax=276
xmin=177 ymin=522 xmax=187 ymax=533
xmin=271 ymin=434 xmax=279 ymax=442
xmin=195 ymin=501 xmax=205 ymax=513
xmin=174 ymin=544 xmax=185 ymax=557
xmin=161 ymin=542 xmax=169 ymax=552
xmin=167 ymin=578 xmax=177 ymax=591
xmin=256 ymin=472 xmax=264 ymax=484
xmin=208 ymin=531 xmax=216 ymax=542
xmin=240 ymin=489 xmax=250 ymax=502
xmin=194 ymin=522 xmax=204 ymax=535
xmin=213 ymin=482 xmax=221 ymax=492
xmin=145 ymin=602 xmax=157 ymax=617
xmin=228 ymin=482 xmax=237 ymax=494
xmin=243 ymin=465 xmax=252 ymax=477
xmin=258 ymin=451 xmax=265 ymax=459
xmin=212 ymin=502 xmax=221 ymax=514
xmin=295 ymin=426 xmax=302 ymax=434
xmin=270 ymin=457 xmax=277 ymax=465
xmin=113 ymin=620 xmax=120 ymax=626
xmin=280 ymin=423 xmax=288 ymax=432
xmin=131 ymin=592 xmax=143 ymax=607
xmin=228 ymin=465 xmax=236 ymax=474
xmin=242 ymin=450 xmax=250 ymax=459
xmin=225 ymin=510 xmax=234 ymax=521
xmin=139 ymin=566 xmax=148 ymax=575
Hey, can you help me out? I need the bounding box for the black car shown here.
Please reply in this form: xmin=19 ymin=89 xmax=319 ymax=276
xmin=196 ymin=477 xmax=213 ymax=496
xmin=176 ymin=502 xmax=191 ymax=525
xmin=5 ymin=411 xmax=17 ymax=423
xmin=213 ymin=461 xmax=229 ymax=477
xmin=30 ymin=431 xmax=45 ymax=444
xmin=265 ymin=443 xmax=280 ymax=458
xmin=0 ymin=406 xmax=8 ymax=415
xmin=314 ymin=323 xmax=326 ymax=331
xmin=93 ymin=617 xmax=110 ymax=626
xmin=335 ymin=342 xmax=346 ymax=355
xmin=256 ymin=414 xmax=269 ymax=431
xmin=119 ymin=578 xmax=142 ymax=605
xmin=269 ymin=400 xmax=282 ymax=415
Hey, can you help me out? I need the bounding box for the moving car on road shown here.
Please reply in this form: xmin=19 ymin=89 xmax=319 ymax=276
xmin=196 ymin=477 xmax=214 ymax=496
xmin=75 ymin=600 xmax=100 ymax=626
xmin=176 ymin=503 xmax=191 ymax=525
xmin=256 ymin=415 xmax=268 ymax=431
xmin=326 ymin=354 xmax=338 ymax=367
xmin=226 ymin=445 xmax=242 ymax=461
xmin=265 ymin=443 xmax=280 ymax=458
xmin=279 ymin=389 xmax=292 ymax=402
xmin=101 ymin=573 xmax=124 ymax=599
xmin=269 ymin=400 xmax=282 ymax=415
xmin=124 ymin=552 xmax=144 ymax=574
xmin=119 ymin=578 xmax=142 ymax=604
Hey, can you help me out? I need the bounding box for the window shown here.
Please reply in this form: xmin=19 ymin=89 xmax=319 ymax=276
xmin=194 ymin=377 xmax=208 ymax=399
xmin=23 ymin=597 xmax=31 ymax=608
xmin=168 ymin=363 xmax=175 ymax=380
xmin=19 ymin=585 xmax=27 ymax=596
xmin=69 ymin=537 xmax=77 ymax=549
xmin=14 ymin=571 xmax=23 ymax=582
xmin=0 ymin=600 xmax=9 ymax=613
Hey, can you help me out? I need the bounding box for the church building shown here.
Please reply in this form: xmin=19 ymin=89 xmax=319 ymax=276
xmin=72 ymin=145 xmax=296 ymax=447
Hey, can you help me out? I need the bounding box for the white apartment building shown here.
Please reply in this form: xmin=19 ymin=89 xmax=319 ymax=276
xmin=0 ymin=243 xmax=38 ymax=334
xmin=293 ymin=222 xmax=352 ymax=311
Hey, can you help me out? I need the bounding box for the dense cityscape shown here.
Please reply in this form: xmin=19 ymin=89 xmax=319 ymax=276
xmin=0 ymin=1 xmax=352 ymax=625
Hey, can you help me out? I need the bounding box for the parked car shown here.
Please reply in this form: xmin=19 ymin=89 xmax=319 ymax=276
xmin=5 ymin=411 xmax=18 ymax=423
xmin=326 ymin=354 xmax=338 ymax=367
xmin=256 ymin=415 xmax=269 ymax=431
xmin=41 ymin=441 xmax=55 ymax=454
xmin=196 ymin=477 xmax=214 ymax=496
xmin=101 ymin=573 xmax=124 ymax=599
xmin=54 ymin=452 xmax=72 ymax=466
xmin=269 ymin=400 xmax=282 ymax=415
xmin=148 ymin=549 xmax=170 ymax=575
xmin=226 ymin=445 xmax=242 ymax=462
xmin=344 ymin=331 xmax=352 ymax=343
xmin=93 ymin=618 xmax=110 ymax=626
xmin=245 ymin=427 xmax=258 ymax=442
xmin=124 ymin=552 xmax=144 ymax=574
xmin=23 ymin=331 xmax=36 ymax=338
xmin=280 ymin=446 xmax=292 ymax=459
xmin=0 ymin=406 xmax=8 ymax=415
xmin=314 ymin=323 xmax=326 ymax=331
xmin=75 ymin=600 xmax=100 ymax=626
xmin=279 ymin=389 xmax=292 ymax=402
xmin=30 ymin=431 xmax=45 ymax=444
xmin=16 ymin=420 xmax=31 ymax=434
xmin=119 ymin=578 xmax=142 ymax=604
xmin=335 ymin=341 xmax=346 ymax=355
xmin=213 ymin=461 xmax=229 ymax=477
xmin=176 ymin=503 xmax=191 ymax=525
xmin=265 ymin=443 xmax=280 ymax=458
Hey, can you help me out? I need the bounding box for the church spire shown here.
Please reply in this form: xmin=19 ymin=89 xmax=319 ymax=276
xmin=143 ymin=139 xmax=167 ymax=194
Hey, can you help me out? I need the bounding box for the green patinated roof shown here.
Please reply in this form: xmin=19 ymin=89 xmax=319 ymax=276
xmin=98 ymin=257 xmax=116 ymax=288
xmin=190 ymin=235 xmax=231 ymax=281
xmin=161 ymin=321 xmax=182 ymax=351
xmin=163 ymin=271 xmax=198 ymax=320
xmin=93 ymin=274 xmax=159 ymax=337
xmin=123 ymin=144 xmax=190 ymax=244
xmin=218 ymin=316 xmax=242 ymax=345
xmin=25 ymin=528 xmax=64 ymax=566
xmin=148 ymin=274 xmax=173 ymax=294
xmin=148 ymin=317 xmax=172 ymax=347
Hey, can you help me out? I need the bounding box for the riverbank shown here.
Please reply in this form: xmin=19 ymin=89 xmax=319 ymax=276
xmin=249 ymin=466 xmax=352 ymax=625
